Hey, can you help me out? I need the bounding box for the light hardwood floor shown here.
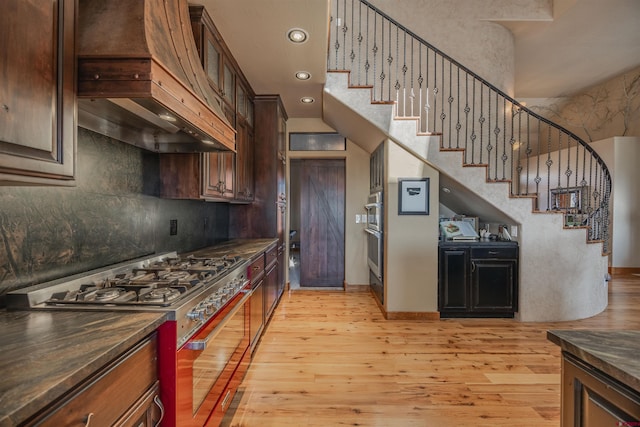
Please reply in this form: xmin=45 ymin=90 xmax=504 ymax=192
xmin=222 ymin=274 xmax=640 ymax=427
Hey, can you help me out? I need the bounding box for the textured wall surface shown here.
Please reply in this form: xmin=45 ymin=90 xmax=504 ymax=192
xmin=528 ymin=66 xmax=640 ymax=142
xmin=0 ymin=129 xmax=228 ymax=303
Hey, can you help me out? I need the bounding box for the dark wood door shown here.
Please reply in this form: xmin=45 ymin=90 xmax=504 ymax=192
xmin=298 ymin=159 xmax=345 ymax=287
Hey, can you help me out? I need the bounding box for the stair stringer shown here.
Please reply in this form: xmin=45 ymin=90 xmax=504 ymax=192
xmin=325 ymin=71 xmax=609 ymax=322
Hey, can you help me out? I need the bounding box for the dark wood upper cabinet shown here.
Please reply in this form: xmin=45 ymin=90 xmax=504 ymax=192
xmin=160 ymin=5 xmax=254 ymax=202
xmin=230 ymin=95 xmax=287 ymax=240
xmin=0 ymin=0 xmax=76 ymax=185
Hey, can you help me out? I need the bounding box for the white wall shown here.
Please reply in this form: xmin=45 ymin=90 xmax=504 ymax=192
xmin=385 ymin=141 xmax=440 ymax=313
xmin=591 ymin=137 xmax=640 ymax=269
xmin=286 ymin=118 xmax=371 ymax=286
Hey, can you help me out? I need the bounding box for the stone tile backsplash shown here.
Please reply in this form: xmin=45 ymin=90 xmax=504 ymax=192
xmin=0 ymin=129 xmax=228 ymax=303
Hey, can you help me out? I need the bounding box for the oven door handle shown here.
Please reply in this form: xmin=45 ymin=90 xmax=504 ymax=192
xmin=364 ymin=228 xmax=381 ymax=237
xmin=185 ymin=288 xmax=253 ymax=351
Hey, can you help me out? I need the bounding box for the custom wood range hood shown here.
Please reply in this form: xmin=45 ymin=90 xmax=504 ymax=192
xmin=76 ymin=0 xmax=236 ymax=153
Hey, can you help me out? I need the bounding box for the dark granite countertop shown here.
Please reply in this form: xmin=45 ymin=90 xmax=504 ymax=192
xmin=0 ymin=310 xmax=167 ymax=426
xmin=547 ymin=330 xmax=640 ymax=393
xmin=187 ymin=238 xmax=278 ymax=261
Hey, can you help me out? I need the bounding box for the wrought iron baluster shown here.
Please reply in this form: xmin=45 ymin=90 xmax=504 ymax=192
xmin=565 ymin=137 xmax=573 ymax=190
xmin=350 ymin=0 xmax=355 ymax=72
xmin=418 ymin=44 xmax=424 ymax=132
xmin=456 ymin=67 xmax=461 ymax=148
xmin=440 ymin=53 xmax=445 ymax=139
xmin=470 ymin=78 xmax=476 ymax=164
xmin=333 ymin=0 xmax=340 ymax=69
xmin=433 ymin=50 xmax=438 ymax=135
xmin=448 ymin=61 xmax=453 ymax=149
xmin=524 ymin=112 xmax=531 ymax=195
xmin=479 ymin=83 xmax=484 ymax=164
xmin=364 ymin=6 xmax=370 ymax=86
xmin=545 ymin=126 xmax=553 ymax=211
xmin=493 ymin=92 xmax=500 ymax=180
xmin=501 ymin=98 xmax=507 ymax=180
xmin=464 ymin=73 xmax=470 ymax=162
xmin=410 ymin=37 xmax=414 ymax=118
xmin=515 ymin=106 xmax=522 ymax=196
xmin=341 ymin=0 xmax=347 ymax=69
xmin=533 ymin=120 xmax=542 ymax=208
xmin=372 ymin=13 xmax=377 ymax=100
xmin=357 ymin=1 xmax=362 ymax=85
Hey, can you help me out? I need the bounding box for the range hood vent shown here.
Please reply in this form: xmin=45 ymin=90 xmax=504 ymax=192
xmin=77 ymin=0 xmax=235 ymax=153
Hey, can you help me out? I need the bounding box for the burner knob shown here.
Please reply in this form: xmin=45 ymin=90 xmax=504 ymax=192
xmin=204 ymin=302 xmax=215 ymax=314
xmin=187 ymin=308 xmax=205 ymax=321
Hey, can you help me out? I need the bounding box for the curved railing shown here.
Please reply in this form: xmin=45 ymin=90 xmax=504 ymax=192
xmin=327 ymin=0 xmax=611 ymax=253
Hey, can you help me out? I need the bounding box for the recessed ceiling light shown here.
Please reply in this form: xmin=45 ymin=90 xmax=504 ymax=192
xmin=300 ymin=97 xmax=315 ymax=104
xmin=442 ymin=187 xmax=451 ymax=193
xmin=287 ymin=28 xmax=308 ymax=44
xmin=295 ymin=71 xmax=311 ymax=80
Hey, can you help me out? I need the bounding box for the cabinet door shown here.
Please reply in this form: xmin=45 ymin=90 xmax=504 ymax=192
xmin=28 ymin=335 xmax=157 ymax=426
xmin=159 ymin=154 xmax=202 ymax=199
xmin=264 ymin=262 xmax=278 ymax=320
xmin=250 ymin=278 xmax=265 ymax=352
xmin=202 ymin=153 xmax=234 ymax=200
xmin=222 ymin=62 xmax=236 ymax=109
xmin=204 ymin=34 xmax=223 ymax=94
xmin=470 ymin=259 xmax=517 ymax=313
xmin=438 ymin=248 xmax=469 ymax=311
xmin=235 ymin=120 xmax=254 ymax=202
xmin=0 ymin=0 xmax=76 ymax=185
xmin=562 ymin=353 xmax=640 ymax=427
xmin=277 ymin=245 xmax=285 ymax=296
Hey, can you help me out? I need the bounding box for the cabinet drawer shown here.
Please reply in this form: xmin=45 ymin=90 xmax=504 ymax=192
xmin=249 ymin=255 xmax=265 ymax=282
xmin=32 ymin=335 xmax=157 ymax=427
xmin=266 ymin=246 xmax=277 ymax=268
xmin=471 ymin=247 xmax=518 ymax=259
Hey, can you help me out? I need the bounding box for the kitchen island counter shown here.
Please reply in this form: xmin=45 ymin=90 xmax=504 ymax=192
xmin=0 ymin=310 xmax=167 ymax=427
xmin=548 ymin=329 xmax=640 ymax=393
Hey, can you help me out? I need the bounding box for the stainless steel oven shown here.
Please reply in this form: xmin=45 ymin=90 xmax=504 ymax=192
xmin=365 ymin=191 xmax=383 ymax=302
xmin=176 ymin=283 xmax=251 ymax=427
xmin=365 ymin=191 xmax=383 ymax=279
xmin=365 ymin=191 xmax=382 ymax=232
xmin=365 ymin=228 xmax=383 ymax=280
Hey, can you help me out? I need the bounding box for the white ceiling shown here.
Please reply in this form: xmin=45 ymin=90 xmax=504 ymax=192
xmin=502 ymin=0 xmax=640 ymax=98
xmin=196 ymin=0 xmax=640 ymax=118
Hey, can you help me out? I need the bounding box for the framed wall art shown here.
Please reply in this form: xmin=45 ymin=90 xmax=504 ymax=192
xmin=398 ymin=178 xmax=430 ymax=215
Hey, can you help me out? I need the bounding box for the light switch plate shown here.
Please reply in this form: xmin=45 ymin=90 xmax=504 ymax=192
xmin=355 ymin=214 xmax=361 ymax=224
xmin=510 ymin=225 xmax=518 ymax=237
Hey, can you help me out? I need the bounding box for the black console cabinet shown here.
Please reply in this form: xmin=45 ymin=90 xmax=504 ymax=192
xmin=439 ymin=242 xmax=518 ymax=318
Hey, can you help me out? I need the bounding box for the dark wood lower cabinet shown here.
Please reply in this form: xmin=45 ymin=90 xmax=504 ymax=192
xmin=562 ymin=352 xmax=640 ymax=426
xmin=264 ymin=253 xmax=278 ymax=320
xmin=439 ymin=242 xmax=518 ymax=317
xmin=24 ymin=334 xmax=161 ymax=426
